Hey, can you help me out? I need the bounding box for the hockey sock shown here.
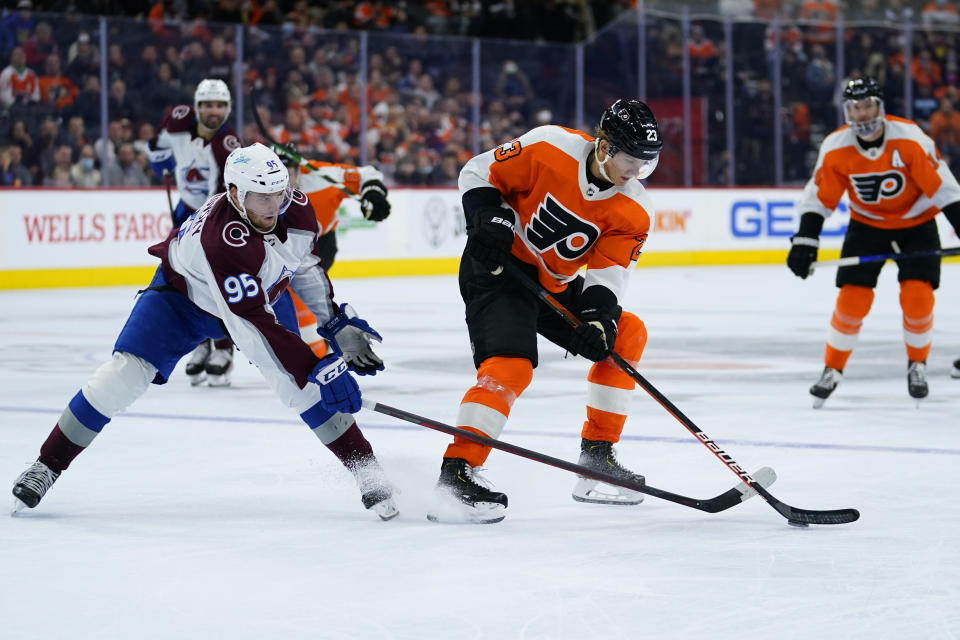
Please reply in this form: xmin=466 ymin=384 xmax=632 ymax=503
xmin=39 ymin=425 xmax=86 ymax=474
xmin=825 ymin=285 xmax=874 ymax=371
xmin=583 ymin=311 xmax=647 ymax=442
xmin=213 ymin=336 xmax=234 ymax=350
xmin=900 ymin=279 xmax=934 ymax=363
xmin=445 ymin=356 xmax=532 ymax=467
xmin=325 ymin=422 xmax=375 ymax=468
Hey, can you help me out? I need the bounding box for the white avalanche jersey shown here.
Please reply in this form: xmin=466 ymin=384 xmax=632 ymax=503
xmin=149 ymin=190 xmax=336 ymax=410
xmin=151 ymin=105 xmax=241 ymax=211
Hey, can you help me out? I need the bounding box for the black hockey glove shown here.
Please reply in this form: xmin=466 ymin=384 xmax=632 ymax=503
xmin=318 ymin=303 xmax=384 ymax=376
xmin=465 ymin=206 xmax=515 ymax=273
xmin=360 ymin=180 xmax=391 ymax=222
xmin=569 ymin=306 xmax=618 ymax=362
xmin=787 ymin=212 xmax=825 ymax=279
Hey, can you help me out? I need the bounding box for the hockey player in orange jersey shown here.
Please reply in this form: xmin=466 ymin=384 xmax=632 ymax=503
xmin=429 ymin=99 xmax=661 ymax=523
xmin=787 ymin=77 xmax=960 ymax=407
xmin=273 ymin=144 xmax=391 ymax=359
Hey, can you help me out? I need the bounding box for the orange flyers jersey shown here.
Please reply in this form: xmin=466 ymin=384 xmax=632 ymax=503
xmin=798 ymin=115 xmax=960 ymax=229
xmin=459 ymin=125 xmax=654 ymax=298
xmin=297 ymin=160 xmax=384 ymax=235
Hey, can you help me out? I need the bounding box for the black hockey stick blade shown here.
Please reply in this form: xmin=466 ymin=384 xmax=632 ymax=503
xmin=499 ymin=260 xmax=861 ymax=526
xmin=248 ymin=89 xmax=357 ymax=199
xmin=363 ymin=398 xmax=775 ymax=515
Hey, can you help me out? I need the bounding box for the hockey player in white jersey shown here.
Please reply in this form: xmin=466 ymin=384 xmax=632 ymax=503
xmin=148 ymin=78 xmax=242 ymax=387
xmin=12 ymin=143 xmax=398 ymax=521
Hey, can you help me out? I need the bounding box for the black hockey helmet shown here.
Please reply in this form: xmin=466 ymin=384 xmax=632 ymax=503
xmin=842 ymin=77 xmax=885 ymax=137
xmin=598 ymin=99 xmax=662 ymax=161
xmin=842 ymin=77 xmax=883 ymax=103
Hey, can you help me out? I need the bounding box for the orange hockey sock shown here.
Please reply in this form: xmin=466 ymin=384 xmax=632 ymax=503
xmin=824 ymin=285 xmax=874 ymax=371
xmin=900 ymin=279 xmax=934 ymax=363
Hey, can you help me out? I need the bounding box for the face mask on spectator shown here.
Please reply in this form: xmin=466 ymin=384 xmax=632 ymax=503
xmin=80 ymin=158 xmax=95 ymax=171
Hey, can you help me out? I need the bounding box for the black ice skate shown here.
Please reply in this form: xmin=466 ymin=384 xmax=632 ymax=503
xmin=12 ymin=460 xmax=59 ymax=513
xmin=427 ymin=457 xmax=507 ymax=524
xmin=810 ymin=366 xmax=843 ymax=409
xmin=572 ymin=438 xmax=645 ymax=505
xmin=204 ymin=346 xmax=233 ymax=387
xmin=350 ymin=457 xmax=399 ymax=521
xmin=184 ymin=339 xmax=211 ymax=386
xmin=951 ymin=358 xmax=960 ymax=379
xmin=907 ymin=360 xmax=928 ymax=404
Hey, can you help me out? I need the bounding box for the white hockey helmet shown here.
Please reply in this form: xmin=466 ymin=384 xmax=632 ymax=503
xmin=223 ymin=143 xmax=293 ymax=232
xmin=194 ymin=78 xmax=232 ymax=120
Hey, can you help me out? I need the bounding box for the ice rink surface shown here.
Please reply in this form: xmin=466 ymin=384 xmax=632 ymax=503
xmin=1 ymin=264 xmax=959 ymax=639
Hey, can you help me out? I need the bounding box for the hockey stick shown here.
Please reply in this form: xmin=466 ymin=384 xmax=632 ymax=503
xmin=501 ymin=260 xmax=859 ymax=526
xmin=162 ymin=169 xmax=175 ymax=223
xmin=248 ymin=90 xmax=357 ymax=200
xmin=811 ymin=246 xmax=960 ymax=269
xmin=362 ymin=398 xmax=776 ymax=514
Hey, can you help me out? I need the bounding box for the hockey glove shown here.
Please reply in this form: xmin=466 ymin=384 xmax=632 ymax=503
xmin=787 ymin=237 xmax=819 ymax=279
xmin=360 ymin=180 xmax=391 ymax=222
xmin=465 ymin=206 xmax=515 ymax=273
xmin=569 ymin=306 xmax=618 ymax=362
xmin=318 ymin=303 xmax=385 ymax=376
xmin=787 ymin=212 xmax=825 ymax=279
xmin=148 ymin=148 xmax=175 ymax=177
xmin=308 ymin=354 xmax=362 ymax=414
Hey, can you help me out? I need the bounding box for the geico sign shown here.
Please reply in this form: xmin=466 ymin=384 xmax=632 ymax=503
xmin=730 ymin=199 xmax=847 ymax=238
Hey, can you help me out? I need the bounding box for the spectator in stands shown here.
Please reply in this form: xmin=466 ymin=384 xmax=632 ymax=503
xmin=0 ymin=46 xmax=39 ymax=109
xmin=93 ymin=118 xmax=129 ymax=167
xmin=70 ymin=142 xmax=101 ymax=187
xmin=64 ymin=32 xmax=99 ymax=85
xmin=922 ymin=0 xmax=960 ymax=25
xmin=43 ymin=144 xmax=74 ymax=187
xmin=33 ymin=115 xmax=64 ymax=180
xmin=913 ymin=82 xmax=940 ymax=130
xmin=0 ymin=1 xmax=35 ymax=56
xmin=129 ymin=45 xmax=159 ymax=92
xmin=885 ymin=0 xmax=915 ymax=23
xmin=205 ymin=35 xmax=233 ymax=81
xmin=805 ymin=44 xmax=836 ymax=121
xmin=106 ymin=43 xmax=127 ymax=83
xmin=64 ymin=115 xmax=87 ymax=156
xmin=7 ymin=118 xmax=33 ymax=158
xmin=108 ymin=78 xmax=135 ymax=121
xmin=688 ymin=23 xmax=718 ymax=96
xmin=105 ymin=141 xmax=150 ymax=187
xmin=69 ymin=74 xmax=101 ymax=127
xmin=928 ymin=97 xmax=960 ymax=166
xmin=133 ymin=121 xmax=155 ymax=159
xmin=0 ymin=144 xmax=32 ymax=186
xmin=912 ymin=49 xmax=943 ymax=89
xmin=21 ymin=20 xmax=56 ymax=70
xmin=495 ymin=60 xmax=533 ymax=119
xmin=38 ymin=53 xmax=79 ymax=112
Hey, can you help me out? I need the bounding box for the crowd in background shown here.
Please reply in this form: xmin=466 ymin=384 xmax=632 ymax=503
xmin=3 ymin=0 xmax=960 ymax=189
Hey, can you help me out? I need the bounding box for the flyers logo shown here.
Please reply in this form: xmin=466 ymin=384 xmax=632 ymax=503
xmin=524 ymin=194 xmax=599 ymax=260
xmin=850 ymin=172 xmax=905 ymax=203
xmin=631 ymin=234 xmax=647 ymax=261
xmin=494 ymin=140 xmax=522 ymax=162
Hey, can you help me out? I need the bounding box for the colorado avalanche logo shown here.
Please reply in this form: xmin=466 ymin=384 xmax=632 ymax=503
xmin=172 ymin=105 xmax=190 ymax=119
xmin=222 ymin=220 xmax=249 ymax=247
xmin=223 ymin=134 xmax=240 ymax=151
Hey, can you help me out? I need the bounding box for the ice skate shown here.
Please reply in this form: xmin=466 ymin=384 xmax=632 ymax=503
xmin=204 ymin=346 xmax=233 ymax=387
xmin=184 ymin=339 xmax=211 ymax=386
xmin=12 ymin=460 xmax=59 ymax=513
xmin=427 ymin=457 xmax=507 ymax=524
xmin=572 ymin=438 xmax=645 ymax=505
xmin=810 ymin=367 xmax=842 ymax=408
xmin=907 ymin=360 xmax=928 ymax=406
xmin=351 ymin=457 xmax=398 ymax=521
xmin=951 ymin=358 xmax=960 ymax=379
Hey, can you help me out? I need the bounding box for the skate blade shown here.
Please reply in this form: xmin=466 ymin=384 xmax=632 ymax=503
xmin=426 ymin=491 xmax=506 ymax=524
xmin=812 ymin=396 xmax=826 ymax=409
xmin=206 ymin=375 xmax=231 ymax=387
xmin=370 ymin=498 xmax=399 ymax=521
xmin=188 ymin=373 xmax=207 ymax=386
xmin=951 ymin=367 xmax=960 ymax=379
xmin=11 ymin=497 xmax=28 ymax=516
xmin=572 ymin=478 xmax=644 ymax=506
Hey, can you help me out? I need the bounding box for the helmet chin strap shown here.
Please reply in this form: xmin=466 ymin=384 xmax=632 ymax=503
xmin=594 ymin=139 xmax=615 ymax=183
